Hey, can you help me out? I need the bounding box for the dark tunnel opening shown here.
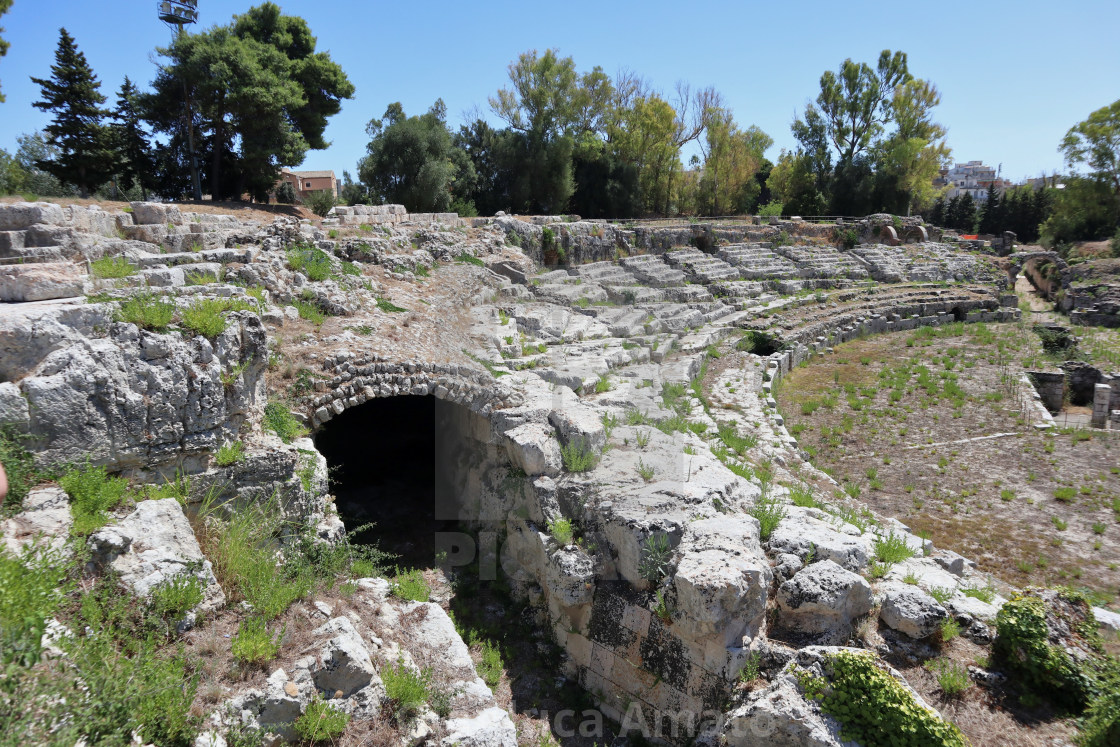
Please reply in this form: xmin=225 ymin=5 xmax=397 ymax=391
xmin=314 ymin=395 xmax=457 ymax=570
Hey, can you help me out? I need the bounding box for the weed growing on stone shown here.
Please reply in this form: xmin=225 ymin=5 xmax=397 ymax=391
xmin=231 ymin=616 xmax=284 ymax=665
xmin=637 ymin=459 xmax=655 ymax=482
xmin=594 ymin=374 xmax=612 ymax=393
xmin=382 ymin=657 xmax=433 ymax=724
xmin=748 ymin=492 xmax=785 ymax=540
xmin=214 ymin=441 xmax=246 ymax=467
xmin=294 ymin=695 xmax=350 ymax=741
xmin=263 ymin=401 xmax=308 ymax=443
xmin=181 ymin=297 xmax=255 ymax=339
xmin=115 ymin=292 xmax=175 ymax=331
xmin=391 ymin=568 xmax=431 ymax=602
xmin=91 ymin=255 xmax=137 ymax=279
xmin=59 ymin=462 xmax=131 ymax=536
xmin=286 ymin=243 xmax=333 ymax=281
xmin=456 ymin=252 xmax=485 ymax=266
xmin=376 ymin=297 xmax=407 ymax=313
xmin=639 ymin=533 xmax=672 ymax=583
xmin=873 ymin=532 xmax=916 ymax=565
xmin=548 ymin=518 xmax=573 ymax=546
xmin=0 ymin=429 xmax=38 ymax=512
xmin=560 ymin=441 xmax=598 ymax=472
xmin=477 ymin=639 xmax=504 ymax=689
xmin=929 ymin=586 xmax=954 ymax=604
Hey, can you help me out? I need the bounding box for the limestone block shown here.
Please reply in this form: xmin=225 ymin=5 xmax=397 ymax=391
xmin=724 ymin=678 xmax=843 ymax=746
xmin=0 ymin=262 xmax=85 ymax=302
xmin=441 ymin=707 xmax=518 ymax=747
xmin=0 ymin=202 xmax=66 ymax=230
xmin=767 ymin=508 xmax=873 ymax=572
xmin=503 ymin=422 xmax=562 ymax=477
xmin=878 ymin=581 xmax=948 ymax=639
xmin=776 ymin=560 xmax=873 ymax=635
xmin=0 ymin=381 xmax=29 ymax=430
xmin=310 ymin=616 xmax=378 ymax=696
xmin=88 ymin=498 xmax=225 ymax=612
xmin=548 ymin=402 xmax=607 ymax=452
xmin=130 ymin=202 xmax=183 ymax=226
xmin=1 ymin=486 xmax=72 ymax=554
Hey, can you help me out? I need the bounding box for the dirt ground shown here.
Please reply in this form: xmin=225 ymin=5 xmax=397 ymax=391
xmin=775 ymin=321 xmax=1120 ymax=607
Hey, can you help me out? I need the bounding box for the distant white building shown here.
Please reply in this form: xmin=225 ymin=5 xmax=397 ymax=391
xmin=942 ymin=161 xmax=1012 ymax=201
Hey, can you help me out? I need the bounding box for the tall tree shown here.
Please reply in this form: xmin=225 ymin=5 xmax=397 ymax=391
xmin=147 ymin=4 xmax=354 ymax=201
xmin=30 ymin=29 xmax=115 ymax=197
xmin=875 ymin=78 xmax=951 ymax=214
xmin=698 ymin=107 xmax=771 ymax=215
xmin=358 ymin=101 xmax=475 ymax=212
xmin=111 ymin=76 xmax=153 ymax=200
xmin=1060 ymin=99 xmax=1120 ymax=196
xmin=815 ymin=50 xmax=910 ymax=165
xmin=0 ymin=0 xmax=12 ymax=102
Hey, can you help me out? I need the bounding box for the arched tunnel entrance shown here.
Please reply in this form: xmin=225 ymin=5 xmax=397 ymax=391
xmin=314 ymin=395 xmax=469 ymax=570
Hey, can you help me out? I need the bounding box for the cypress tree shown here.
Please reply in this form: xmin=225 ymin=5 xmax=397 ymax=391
xmin=111 ymin=76 xmax=153 ymax=200
xmin=979 ymin=187 xmax=1002 ymax=235
xmin=30 ymin=28 xmax=116 ymax=197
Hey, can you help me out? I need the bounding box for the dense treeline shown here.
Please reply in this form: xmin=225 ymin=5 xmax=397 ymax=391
xmin=1 ymin=7 xmax=1115 ymax=249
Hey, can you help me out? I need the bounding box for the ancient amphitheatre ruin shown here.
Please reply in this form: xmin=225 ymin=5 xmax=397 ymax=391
xmin=1 ymin=197 xmax=1119 ymax=747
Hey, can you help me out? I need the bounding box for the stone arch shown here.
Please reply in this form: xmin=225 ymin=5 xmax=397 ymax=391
xmin=306 ymin=352 xmax=513 ymax=430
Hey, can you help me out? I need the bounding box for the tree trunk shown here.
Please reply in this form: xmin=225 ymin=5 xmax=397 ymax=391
xmin=211 ymin=97 xmax=225 ymax=201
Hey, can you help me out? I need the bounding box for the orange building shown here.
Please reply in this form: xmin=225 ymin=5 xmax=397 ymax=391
xmin=277 ymin=169 xmax=339 ymax=201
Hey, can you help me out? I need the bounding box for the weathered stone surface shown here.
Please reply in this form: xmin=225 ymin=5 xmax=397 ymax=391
xmin=878 ymin=581 xmax=948 ymax=639
xmin=0 ymin=202 xmax=66 ymax=230
xmin=767 ymin=508 xmax=873 ymax=572
xmin=130 ymin=201 xmax=182 ymax=226
xmin=440 ymin=707 xmax=518 ymax=747
xmin=310 ymin=617 xmax=378 ymax=696
xmin=88 ymin=498 xmax=225 ymax=612
xmin=777 ymin=560 xmax=873 ymax=635
xmin=0 ymin=486 xmax=72 ymax=554
xmin=0 ymin=262 xmax=85 ymax=302
xmin=503 ymin=422 xmax=562 ymax=477
xmin=724 ymin=678 xmax=842 ymax=747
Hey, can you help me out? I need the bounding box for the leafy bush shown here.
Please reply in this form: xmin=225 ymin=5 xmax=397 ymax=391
xmin=937 ymin=617 xmax=961 ymax=645
xmin=231 ymin=616 xmax=284 ymax=664
xmin=286 ymin=244 xmax=333 ymax=281
xmin=638 ymin=532 xmax=673 ymax=583
xmin=758 ymin=200 xmax=783 ymax=217
xmin=456 ymin=252 xmax=485 ymax=266
xmin=292 ymin=298 xmax=326 ymax=325
xmin=376 ymin=297 xmax=407 ymax=313
xmin=836 ymin=227 xmax=860 ymax=250
xmin=924 ymin=658 xmax=971 ymax=697
xmin=215 ymin=441 xmax=246 ymax=467
xmin=180 ymin=297 xmax=252 ymax=339
xmin=1079 ymin=686 xmax=1120 ymax=747
xmin=274 ymin=181 xmax=297 ymax=204
xmin=148 ymin=574 xmax=203 ymax=623
xmin=91 ymin=255 xmax=137 ymax=279
xmin=59 ymin=462 xmax=130 ymax=536
xmin=748 ymin=492 xmax=785 ymax=540
xmin=560 ymin=441 xmax=598 ymax=472
xmin=994 ymin=591 xmax=1106 ymax=710
xmin=304 ymin=189 xmax=337 ymax=218
xmin=874 ymin=532 xmax=916 ymax=565
xmin=263 ymin=401 xmax=308 ymax=443
xmin=0 ymin=545 xmax=71 ymax=666
xmin=820 ymin=651 xmax=968 ymax=747
xmin=0 ymin=428 xmax=37 ymax=511
xmin=789 ymin=483 xmax=823 ymax=509
xmin=548 ymin=517 xmax=573 ymax=546
xmin=115 ymin=292 xmax=175 ymax=331
xmin=391 ymin=568 xmax=430 ymax=602
xmin=477 ymin=639 xmax=503 ymax=688
xmin=382 ymin=658 xmax=431 ymax=723
xmin=294 ymin=695 xmax=350 ymax=741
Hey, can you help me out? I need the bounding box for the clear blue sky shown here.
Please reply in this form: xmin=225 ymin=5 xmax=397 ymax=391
xmin=1 ymin=0 xmax=1117 ymax=184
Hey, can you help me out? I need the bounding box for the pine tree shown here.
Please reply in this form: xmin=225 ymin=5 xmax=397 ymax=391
xmin=929 ymin=196 xmax=946 ymax=226
xmin=978 ymin=187 xmax=1002 ymax=235
xmin=111 ymin=76 xmax=153 ymax=200
xmin=30 ymin=28 xmax=116 ymax=197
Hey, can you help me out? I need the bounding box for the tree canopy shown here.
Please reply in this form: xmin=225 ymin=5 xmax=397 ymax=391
xmin=0 ymin=0 xmax=13 ymax=102
xmin=30 ymin=28 xmax=116 ymax=197
xmin=146 ymin=3 xmax=353 ymax=201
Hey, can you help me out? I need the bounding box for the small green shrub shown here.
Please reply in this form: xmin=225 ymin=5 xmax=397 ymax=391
xmin=560 ymin=441 xmax=598 ymax=472
xmin=548 ymin=517 xmax=573 ymax=546
xmin=924 ymin=658 xmax=971 ymax=697
xmin=821 ymin=651 xmax=969 ymax=747
xmin=304 ymin=190 xmax=337 ymax=219
xmin=717 ymin=422 xmax=757 ymax=454
xmin=637 ymin=458 xmax=655 ymax=482
xmin=91 ymin=256 xmax=137 ymax=279
xmin=477 ymin=639 xmax=503 ymax=689
xmin=929 ymin=586 xmax=954 ymax=604
xmin=594 ymin=374 xmax=612 ymax=393
xmin=231 ymin=616 xmax=284 ymax=664
xmin=214 ymin=441 xmax=246 ymax=467
xmin=758 ymin=200 xmax=783 ymax=217
xmin=638 ymin=532 xmax=672 ymax=583
xmin=874 ymin=532 xmax=917 ymax=565
xmin=1079 ymin=686 xmax=1120 ymax=747
xmin=180 ymin=298 xmax=234 ymax=338
xmin=1054 ymin=487 xmax=1077 ymax=502
xmin=294 ymin=695 xmax=350 ymax=741
xmin=0 ymin=545 xmax=71 ymax=666
xmin=391 ymin=568 xmax=431 ymax=602
xmin=59 ymin=462 xmax=130 ymax=536
xmin=116 ymin=292 xmax=175 ymax=331
xmin=292 ymin=299 xmax=326 ymax=325
xmin=286 ymin=244 xmax=333 ymax=281
xmin=376 ymin=297 xmax=407 ymax=313
xmin=456 ymin=252 xmax=485 ymax=266
xmin=0 ymin=428 xmax=38 ymax=510
xmin=148 ymin=574 xmax=203 ymax=623
xmin=382 ymin=658 xmax=431 ymax=723
xmin=263 ymin=401 xmax=309 ymax=443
